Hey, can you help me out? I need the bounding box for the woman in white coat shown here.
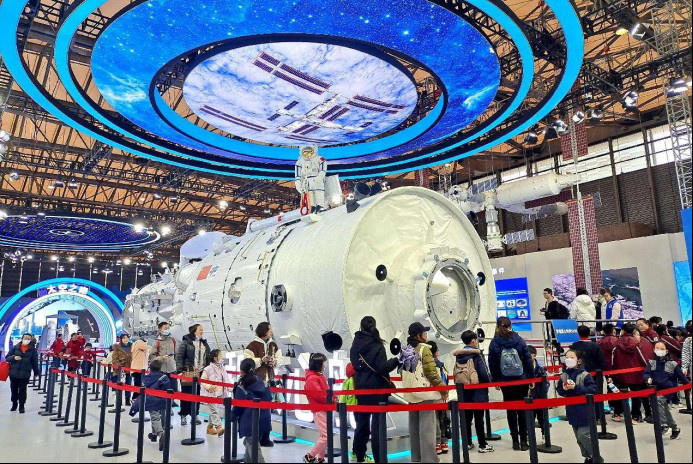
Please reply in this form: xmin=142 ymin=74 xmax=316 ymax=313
xmin=570 ymin=287 xmax=597 ymax=330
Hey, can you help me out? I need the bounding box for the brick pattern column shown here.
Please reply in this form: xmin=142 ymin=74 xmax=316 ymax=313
xmin=414 ymin=168 xmax=431 ymax=189
xmin=561 ymin=115 xmax=588 ymax=161
xmin=567 ymin=195 xmax=603 ymax=293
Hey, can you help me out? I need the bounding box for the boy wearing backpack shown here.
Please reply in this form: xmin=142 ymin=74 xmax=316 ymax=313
xmin=430 ymin=342 xmax=451 ymax=455
xmin=556 ymin=350 xmax=603 ymax=463
xmin=452 ymin=331 xmax=494 ymax=453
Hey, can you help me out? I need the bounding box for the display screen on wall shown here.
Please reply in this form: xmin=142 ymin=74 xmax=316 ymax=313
xmin=674 ymin=261 xmax=692 ymax=323
xmin=551 ymin=267 xmax=644 ymax=320
xmin=495 ymin=277 xmax=531 ymax=331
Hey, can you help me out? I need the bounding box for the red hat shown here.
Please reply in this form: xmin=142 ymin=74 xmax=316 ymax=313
xmin=346 ymin=362 xmax=355 ymax=378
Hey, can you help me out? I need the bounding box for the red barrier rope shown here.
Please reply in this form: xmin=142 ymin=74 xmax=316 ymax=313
xmin=657 ymin=383 xmax=692 ymax=397
xmin=232 ymin=399 xmax=337 ymax=412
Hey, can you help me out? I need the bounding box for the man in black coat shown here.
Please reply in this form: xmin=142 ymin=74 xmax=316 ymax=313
xmin=5 ymin=333 xmax=40 ymax=413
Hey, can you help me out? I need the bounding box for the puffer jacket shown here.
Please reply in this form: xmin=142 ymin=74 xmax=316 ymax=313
xmin=130 ymin=339 xmax=150 ymax=371
xmin=612 ymin=334 xmax=652 ymax=384
xmin=556 ymin=368 xmax=597 ymax=427
xmin=176 ymin=334 xmax=211 ymax=373
xmin=232 ymin=375 xmax=273 ymax=438
xmin=5 ymin=343 xmax=40 ymax=379
xmin=598 ymin=335 xmax=618 ymax=370
xmin=200 ymin=363 xmax=231 ymax=398
xmin=644 ymin=356 xmax=690 ymax=402
xmin=129 ymin=371 xmax=171 ymax=414
xmin=350 ymin=330 xmax=399 ymax=405
xmin=455 ymin=347 xmax=490 ymax=402
xmin=110 ymin=344 xmax=131 ymax=370
xmin=406 ymin=337 xmax=444 ymax=388
xmin=570 ymin=295 xmax=597 ymax=327
xmin=488 ymin=332 xmax=534 ymax=382
xmin=304 ymin=369 xmax=329 ymax=405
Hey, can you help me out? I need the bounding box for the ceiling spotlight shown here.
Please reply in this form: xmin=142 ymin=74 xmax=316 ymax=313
xmin=133 ymin=222 xmax=145 ymax=233
xmin=51 ymin=255 xmax=59 ymax=261
xmin=666 ymin=75 xmax=691 ymax=97
xmin=123 ymin=258 xmax=132 ymax=265
xmin=572 ymin=110 xmax=585 ymax=124
xmin=53 ymin=178 xmax=65 ymax=188
xmin=0 ymin=129 xmax=10 ymax=143
xmin=161 ymin=261 xmax=168 ymax=268
xmin=169 ymin=195 xmax=179 ymax=203
xmin=264 ymin=208 xmax=272 ymax=214
xmin=524 ymin=125 xmax=539 ymax=145
xmin=622 ymin=90 xmax=639 ymax=109
xmin=9 ymin=172 xmax=19 ymax=181
xmin=239 ymin=205 xmax=247 ymax=211
xmin=18 ymin=214 xmax=29 ymax=224
xmin=26 ymin=254 xmax=33 ymax=260
xmin=218 ymin=200 xmax=229 ymax=210
xmin=0 ymin=211 xmax=7 ymax=220
xmin=68 ymin=256 xmax=75 ymax=262
xmin=0 ymin=144 xmax=7 ymax=156
xmin=615 ymin=26 xmax=629 ymax=36
xmin=160 ymin=225 xmax=171 ymax=236
xmin=153 ymin=193 xmax=162 ymax=199
xmin=630 ymin=22 xmax=652 ymax=41
xmin=552 ymin=118 xmax=569 ymax=136
xmin=68 ymin=179 xmax=78 ymax=189
xmin=544 ymin=126 xmax=559 ymax=141
xmin=37 ymin=210 xmax=46 ymax=217
xmin=198 ymin=229 xmax=206 ymax=236
xmin=87 ymin=256 xmax=95 ymax=263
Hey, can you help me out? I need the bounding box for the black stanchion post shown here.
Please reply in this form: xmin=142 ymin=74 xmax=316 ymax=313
xmin=456 ymin=384 xmax=470 ymax=464
xmin=377 ymin=403 xmax=387 ymax=464
xmin=135 ymin=386 xmax=147 ymax=463
xmin=39 ymin=369 xmax=57 ymax=416
xmin=109 ymin=368 xmax=124 ymax=413
xmin=50 ymin=370 xmax=66 ymax=422
xmin=596 ymin=371 xmax=617 ymax=440
xmin=338 ymin=402 xmax=349 ymax=464
xmin=162 ymin=391 xmax=173 ymax=464
xmin=102 ymin=383 xmax=129 ymax=457
xmin=484 ymin=409 xmax=501 ymax=441
xmin=586 ymin=394 xmax=603 ymax=464
xmin=250 ymin=399 xmax=261 ymax=464
xmin=274 ymin=373 xmax=296 ymax=444
xmin=72 ymin=378 xmax=94 ymax=437
xmin=33 ymin=354 xmax=43 ymax=391
xmin=67 ymin=375 xmax=82 ymax=435
xmin=181 ymin=376 xmax=205 ymax=445
xmin=536 ymin=374 xmax=562 ymax=454
xmin=524 ymin=398 xmax=539 ymax=464
xmin=221 ymin=397 xmax=244 ymax=463
xmin=680 ymin=389 xmax=692 ymax=415
xmin=326 ymin=383 xmax=335 ymax=464
xmin=41 ymin=355 xmax=49 ymax=395
xmin=449 ymin=401 xmax=461 ymax=464
xmin=56 ymin=375 xmax=75 ymax=427
xmin=620 ymin=398 xmax=639 ymax=463
xmin=649 ymin=391 xmax=666 ymax=464
xmin=91 ymin=363 xmax=101 ymax=401
xmin=88 ymin=378 xmax=113 ymax=449
xmin=132 ymin=369 xmax=150 ymax=423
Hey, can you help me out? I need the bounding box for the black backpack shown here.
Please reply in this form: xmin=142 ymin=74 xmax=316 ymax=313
xmin=556 ymin=303 xmax=570 ymax=319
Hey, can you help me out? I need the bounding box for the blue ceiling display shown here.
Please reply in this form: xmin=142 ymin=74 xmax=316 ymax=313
xmin=0 ymin=0 xmax=583 ymax=179
xmin=0 ymin=216 xmax=160 ymax=252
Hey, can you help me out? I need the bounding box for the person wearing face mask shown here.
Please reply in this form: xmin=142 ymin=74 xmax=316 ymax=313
xmin=5 ymin=333 xmax=40 ymax=413
xmin=150 ymin=322 xmax=177 ymax=386
xmin=176 ymin=323 xmax=211 ymax=426
xmin=644 ymin=341 xmax=690 ymax=440
xmin=200 ymin=349 xmax=231 ymax=437
xmin=556 ymin=350 xmax=602 ymax=463
xmin=612 ymin=324 xmax=654 ymax=423
xmin=119 ymin=333 xmax=134 ymax=405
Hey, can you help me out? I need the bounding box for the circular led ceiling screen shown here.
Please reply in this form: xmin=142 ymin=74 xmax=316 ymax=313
xmin=184 ymin=42 xmax=419 ymax=147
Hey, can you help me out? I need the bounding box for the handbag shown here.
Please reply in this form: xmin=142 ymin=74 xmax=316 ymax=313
xmin=359 ymin=354 xmax=395 ymax=389
xmin=0 ymin=361 xmax=10 ymax=382
xmin=401 ymin=345 xmax=441 ymax=403
xmin=180 ymin=341 xmax=203 ymax=387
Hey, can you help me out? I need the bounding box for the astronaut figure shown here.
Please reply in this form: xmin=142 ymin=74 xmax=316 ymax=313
xmin=294 ymin=145 xmax=327 ymax=214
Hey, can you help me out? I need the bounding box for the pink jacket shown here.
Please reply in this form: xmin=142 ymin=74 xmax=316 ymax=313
xmin=200 ymin=363 xmax=231 ymax=398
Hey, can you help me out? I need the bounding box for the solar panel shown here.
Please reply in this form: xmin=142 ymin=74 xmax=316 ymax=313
xmin=284 ymin=101 xmax=299 ymax=110
xmin=301 ymin=126 xmax=320 ymax=135
xmin=328 ymin=107 xmax=350 ymax=121
xmin=280 ymin=63 xmax=331 ymax=89
xmin=360 ymin=122 xmax=373 ymax=128
xmin=252 ymin=60 xmax=274 ymax=73
xmin=353 ymin=95 xmax=404 ymax=109
xmin=267 ymin=114 xmax=281 ymax=121
xmin=470 ymin=178 xmax=498 ymax=196
xmin=347 ymin=101 xmax=386 ymax=113
xmin=274 ymin=70 xmax=324 ymax=95
xmin=259 ymin=52 xmax=280 ymax=66
xmin=199 ymin=106 xmax=266 ymax=131
xmin=504 ymin=229 xmax=536 ymax=245
xmin=292 ymin=124 xmax=312 ymax=134
xmin=320 ymin=106 xmax=341 ymax=119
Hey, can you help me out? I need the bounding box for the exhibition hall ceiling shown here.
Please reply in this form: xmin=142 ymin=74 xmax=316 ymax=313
xmin=0 ymin=0 xmax=690 ymax=261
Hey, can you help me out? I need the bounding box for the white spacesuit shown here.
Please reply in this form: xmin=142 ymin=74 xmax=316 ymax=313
xmin=294 ymin=146 xmax=326 ymax=214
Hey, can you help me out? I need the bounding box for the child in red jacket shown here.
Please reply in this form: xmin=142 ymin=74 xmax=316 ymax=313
xmin=304 ymin=353 xmax=331 ymax=464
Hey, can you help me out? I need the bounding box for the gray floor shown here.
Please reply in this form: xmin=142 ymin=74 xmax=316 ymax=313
xmin=0 ymin=380 xmax=690 ymax=463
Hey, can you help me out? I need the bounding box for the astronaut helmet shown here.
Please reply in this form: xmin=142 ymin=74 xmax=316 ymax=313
xmin=300 ymin=145 xmax=317 ymax=159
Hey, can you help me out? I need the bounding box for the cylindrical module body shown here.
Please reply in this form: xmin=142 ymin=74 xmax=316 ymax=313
xmin=124 ymin=187 xmax=496 ymax=355
xmin=494 ymin=172 xmax=573 ymax=207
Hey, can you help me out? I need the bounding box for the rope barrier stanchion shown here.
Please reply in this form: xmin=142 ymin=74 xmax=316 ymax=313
xmin=620 ymin=398 xmax=639 ymax=463
xmin=103 ymin=382 xmax=129 ymax=457
xmin=162 ymin=390 xmax=173 ymax=464
xmin=56 ymin=374 xmax=75 ymax=427
xmin=109 ymin=368 xmax=124 ymax=413
xmin=456 ymin=384 xmax=470 ymax=464
xmin=585 ymin=394 xmax=602 ymax=464
xmin=337 ymin=402 xmax=349 ymax=464
xmin=680 ymin=389 xmax=692 ymax=415
xmin=221 ymin=397 xmax=244 ymax=463
xmin=595 ymin=371 xmax=617 ymax=441
xmin=483 ymin=409 xmax=501 ymax=441
xmin=50 ymin=370 xmax=66 ymax=422
xmin=41 ymin=355 xmax=49 ymax=395
xmin=90 ymin=362 xmax=100 ymax=397
xmin=649 ymin=390 xmax=666 ymax=464
xmin=524 ymin=398 xmax=539 ymax=464
xmin=33 ymin=354 xmax=43 ymax=391
xmin=536 ymin=374 xmax=561 ymax=454
xmin=377 ymin=402 xmax=388 ymax=464
xmin=250 ymin=399 xmax=261 ymax=464
xmin=327 ymin=381 xmax=335 ymax=464
xmin=274 ymin=373 xmax=296 ymax=444
xmin=39 ymin=368 xmax=57 ymax=417
xmin=449 ymin=400 xmax=461 ymax=464
xmin=66 ymin=374 xmax=83 ymax=435
xmin=181 ymin=376 xmax=205 ymax=446
xmin=71 ymin=376 xmax=94 ymax=438
xmin=88 ymin=378 xmax=113 ymax=449
xmin=134 ymin=386 xmax=150 ymax=464
xmin=132 ymin=369 xmax=150 ymax=423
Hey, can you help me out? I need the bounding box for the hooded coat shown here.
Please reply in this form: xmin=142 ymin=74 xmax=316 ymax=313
xmin=488 ymin=332 xmax=534 ymax=382
xmin=455 ymin=347 xmax=491 ymax=402
xmin=129 ymin=371 xmax=171 ymax=414
xmin=304 ymin=369 xmax=329 ymax=405
xmin=643 ymin=356 xmax=690 ymax=402
xmin=598 ymin=335 xmax=618 ymax=370
xmin=349 ymin=330 xmax=399 ymax=405
xmin=232 ymin=375 xmax=273 ymax=438
xmin=130 ymin=339 xmax=150 ymax=371
xmin=556 ymin=368 xmax=597 ymax=427
xmin=612 ymin=334 xmax=653 ymax=384
xmin=570 ymin=295 xmax=597 ymax=327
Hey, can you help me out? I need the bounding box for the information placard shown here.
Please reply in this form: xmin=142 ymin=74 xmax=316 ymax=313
xmin=495 ymin=277 xmax=531 ymax=331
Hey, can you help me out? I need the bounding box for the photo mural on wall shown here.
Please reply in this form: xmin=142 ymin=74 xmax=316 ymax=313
xmin=552 ymin=267 xmax=644 ymax=320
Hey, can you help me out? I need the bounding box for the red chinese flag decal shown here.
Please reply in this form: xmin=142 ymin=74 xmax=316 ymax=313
xmin=197 ymin=265 xmax=212 ymax=281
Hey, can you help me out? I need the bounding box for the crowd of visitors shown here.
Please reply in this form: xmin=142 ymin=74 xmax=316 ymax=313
xmin=3 ymin=304 xmax=691 ymax=464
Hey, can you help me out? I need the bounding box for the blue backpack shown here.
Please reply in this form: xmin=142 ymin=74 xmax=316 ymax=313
xmin=500 ymin=348 xmax=524 ymax=377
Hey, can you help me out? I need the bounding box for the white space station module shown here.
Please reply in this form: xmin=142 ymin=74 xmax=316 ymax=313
xmin=123 ymin=186 xmax=497 ymax=356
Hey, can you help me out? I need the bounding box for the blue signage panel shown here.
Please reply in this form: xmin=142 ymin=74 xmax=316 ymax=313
xmin=682 ymin=208 xmax=692 ymax=274
xmin=495 ymin=277 xmax=531 ymax=331
xmin=552 ymin=319 xmax=580 ymax=345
